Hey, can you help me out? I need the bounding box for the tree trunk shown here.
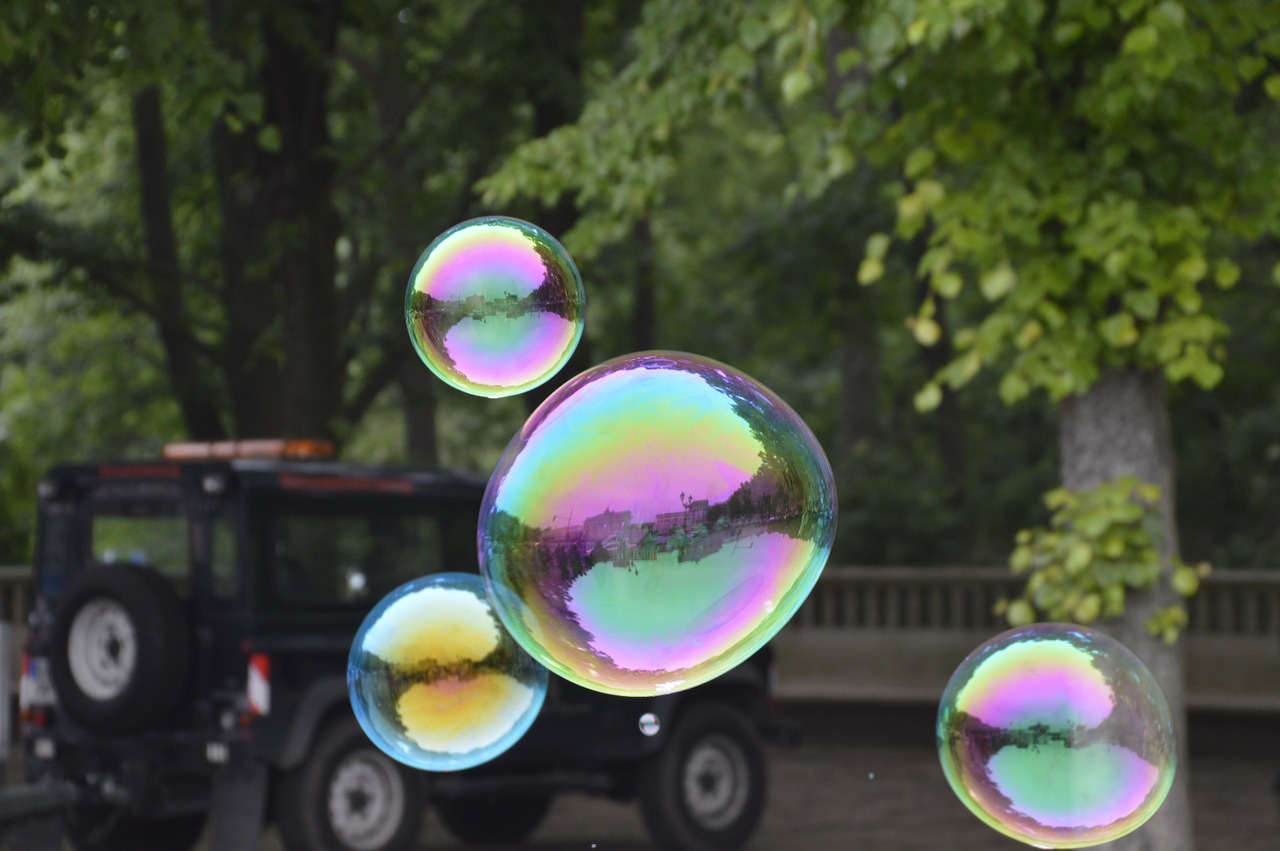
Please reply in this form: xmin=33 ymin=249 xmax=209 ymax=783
xmin=131 ymin=86 xmax=225 ymax=440
xmin=632 ymin=218 xmax=656 ymax=351
xmin=834 ymin=291 xmax=879 ymax=481
xmin=399 ymin=359 xmax=438 ymax=467
xmin=1059 ymin=367 xmax=1193 ymax=851
xmin=205 ymin=0 xmax=342 ymax=441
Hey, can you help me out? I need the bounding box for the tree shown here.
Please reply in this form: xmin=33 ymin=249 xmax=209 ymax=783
xmin=0 ymin=0 xmax=593 ymax=445
xmin=483 ymin=2 xmax=1280 ymax=848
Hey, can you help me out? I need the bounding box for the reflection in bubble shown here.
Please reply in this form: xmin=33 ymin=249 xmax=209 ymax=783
xmin=348 ymin=573 xmax=548 ymax=771
xmin=478 ymin=351 xmax=837 ymax=697
xmin=639 ymin=713 xmax=660 ymax=737
xmin=405 ymin=217 xmax=584 ymax=398
xmin=937 ymin=624 xmax=1176 ymax=848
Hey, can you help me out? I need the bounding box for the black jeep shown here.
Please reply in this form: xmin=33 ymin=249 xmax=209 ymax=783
xmin=16 ymin=441 xmax=786 ymax=851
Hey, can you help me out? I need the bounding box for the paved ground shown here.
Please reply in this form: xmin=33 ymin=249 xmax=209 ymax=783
xmin=303 ymin=702 xmax=1280 ymax=851
xmin=9 ymin=702 xmax=1279 ymax=850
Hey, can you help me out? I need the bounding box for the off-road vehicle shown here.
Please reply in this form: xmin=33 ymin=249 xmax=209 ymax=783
xmin=16 ymin=440 xmax=787 ymax=851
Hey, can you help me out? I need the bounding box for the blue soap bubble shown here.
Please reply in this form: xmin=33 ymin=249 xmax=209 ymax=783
xmin=348 ymin=572 xmax=548 ymax=771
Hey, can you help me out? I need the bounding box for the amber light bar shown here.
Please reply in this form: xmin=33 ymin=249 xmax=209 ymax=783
xmin=162 ymin=439 xmax=335 ymax=460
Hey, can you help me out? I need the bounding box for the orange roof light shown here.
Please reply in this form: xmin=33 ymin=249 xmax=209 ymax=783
xmin=162 ymin=439 xmax=335 ymax=461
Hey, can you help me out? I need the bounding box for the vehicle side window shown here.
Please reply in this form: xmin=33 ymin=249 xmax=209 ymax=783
xmin=272 ymin=505 xmax=446 ymax=605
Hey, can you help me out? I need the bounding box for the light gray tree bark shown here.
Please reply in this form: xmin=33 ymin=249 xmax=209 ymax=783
xmin=1059 ymin=367 xmax=1193 ymax=851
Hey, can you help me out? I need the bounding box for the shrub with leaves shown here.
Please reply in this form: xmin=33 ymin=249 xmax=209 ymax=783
xmin=996 ymin=476 xmax=1208 ymax=644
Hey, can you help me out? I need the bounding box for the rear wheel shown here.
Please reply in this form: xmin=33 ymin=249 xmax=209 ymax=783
xmin=277 ymin=717 xmax=425 ymax=851
xmin=64 ymin=808 xmax=206 ymax=851
xmin=436 ymin=793 xmax=553 ymax=844
xmin=638 ymin=703 xmax=767 ymax=851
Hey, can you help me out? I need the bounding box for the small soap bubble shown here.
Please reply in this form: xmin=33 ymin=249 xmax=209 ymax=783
xmin=478 ymin=351 xmax=837 ymax=697
xmin=348 ymin=572 xmax=548 ymax=771
xmin=937 ymin=623 xmax=1176 ymax=848
xmin=868 ymin=772 xmax=875 ymax=780
xmin=405 ymin=216 xmax=585 ymax=398
xmin=638 ymin=713 xmax=660 ymax=737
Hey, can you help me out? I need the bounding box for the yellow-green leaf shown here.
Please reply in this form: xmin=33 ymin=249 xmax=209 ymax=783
xmin=866 ymin=232 xmax=891 ymax=260
xmin=914 ymin=382 xmax=943 ymax=413
xmin=1065 ymin=541 xmax=1093 ymax=575
xmin=906 ymin=17 xmax=929 ymax=46
xmin=1213 ymin=259 xmax=1240 ymax=289
xmin=1073 ymin=593 xmax=1102 ymax=624
xmin=836 ymin=47 xmax=863 ymax=74
xmin=1123 ymin=24 xmax=1159 ymax=54
xmin=916 ymin=179 xmax=946 ymax=207
xmin=781 ymin=67 xmax=813 ymax=103
xmin=905 ymin=147 xmax=936 ymax=179
xmin=1015 ymin=320 xmax=1043 ymax=350
xmin=979 ymin=264 xmax=1016 ymax=300
xmin=1007 ymin=599 xmax=1036 ymax=627
xmin=857 ymin=257 xmax=884 ymax=285
xmin=1175 ymin=254 xmax=1208 ymax=283
xmin=1171 ymin=565 xmax=1199 ymax=596
xmin=913 ymin=316 xmax=942 ymax=346
xmin=1265 ymin=74 xmax=1280 ymax=101
xmin=1099 ymin=312 xmax=1139 ymax=347
xmin=256 ymin=125 xmax=282 ymax=153
xmin=932 ymin=271 xmax=963 ymax=298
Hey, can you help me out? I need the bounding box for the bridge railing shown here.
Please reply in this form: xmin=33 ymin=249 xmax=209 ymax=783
xmin=775 ymin=566 xmax=1280 ymax=711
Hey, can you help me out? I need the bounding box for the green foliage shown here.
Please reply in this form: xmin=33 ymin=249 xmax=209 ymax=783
xmin=0 ymin=283 xmax=184 ymax=561
xmin=844 ymin=0 xmax=1280 ymax=402
xmin=997 ymin=477 xmax=1208 ymax=644
xmin=479 ymin=0 xmax=850 ymax=259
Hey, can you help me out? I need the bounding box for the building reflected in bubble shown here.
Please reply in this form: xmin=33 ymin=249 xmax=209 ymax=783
xmin=478 ymin=352 xmax=837 ymax=697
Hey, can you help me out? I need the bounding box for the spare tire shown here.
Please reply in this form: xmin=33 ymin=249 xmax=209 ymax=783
xmin=49 ymin=563 xmax=191 ymax=734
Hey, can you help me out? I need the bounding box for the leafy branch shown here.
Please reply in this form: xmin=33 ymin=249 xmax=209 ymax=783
xmin=996 ymin=476 xmax=1209 ymax=644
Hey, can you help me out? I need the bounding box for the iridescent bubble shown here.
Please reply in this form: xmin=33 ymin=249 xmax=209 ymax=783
xmin=937 ymin=624 xmax=1176 ymax=848
xmin=405 ymin=216 xmax=585 ymax=398
xmin=638 ymin=713 xmax=660 ymax=737
xmin=478 ymin=351 xmax=837 ymax=697
xmin=348 ymin=572 xmax=548 ymax=771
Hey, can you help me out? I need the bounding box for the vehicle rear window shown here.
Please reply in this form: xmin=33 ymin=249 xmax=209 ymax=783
xmin=91 ymin=508 xmax=191 ymax=596
xmin=264 ymin=500 xmax=472 ymax=606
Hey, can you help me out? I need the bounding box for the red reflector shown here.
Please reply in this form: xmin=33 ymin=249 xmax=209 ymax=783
xmin=32 ymin=708 xmax=48 ymax=728
xmin=278 ymin=474 xmax=413 ymax=494
xmin=247 ymin=654 xmax=271 ymax=717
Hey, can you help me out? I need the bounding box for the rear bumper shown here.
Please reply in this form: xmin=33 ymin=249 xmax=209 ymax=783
xmin=21 ymin=729 xmax=240 ymax=817
xmin=0 ymin=779 xmax=79 ymax=825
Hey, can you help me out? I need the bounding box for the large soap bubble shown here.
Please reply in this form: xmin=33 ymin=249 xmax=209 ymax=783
xmin=405 ymin=216 xmax=585 ymax=398
xmin=348 ymin=572 xmax=548 ymax=771
xmin=478 ymin=351 xmax=837 ymax=697
xmin=937 ymin=623 xmax=1176 ymax=848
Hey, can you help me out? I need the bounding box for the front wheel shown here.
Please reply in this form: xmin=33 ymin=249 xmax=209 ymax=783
xmin=277 ymin=717 xmax=425 ymax=851
xmin=638 ymin=703 xmax=767 ymax=851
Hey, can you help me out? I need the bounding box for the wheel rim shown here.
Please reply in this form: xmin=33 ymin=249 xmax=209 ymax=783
xmin=681 ymin=733 xmax=751 ymax=831
xmin=327 ymin=750 xmax=406 ymax=850
xmin=67 ymin=599 xmax=138 ymax=701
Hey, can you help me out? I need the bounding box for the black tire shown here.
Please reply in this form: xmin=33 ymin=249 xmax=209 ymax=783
xmin=436 ymin=793 xmax=553 ymax=845
xmin=64 ymin=807 xmax=206 ymax=851
xmin=638 ymin=703 xmax=767 ymax=851
xmin=48 ymin=563 xmax=190 ymax=734
xmin=277 ymin=717 xmax=425 ymax=851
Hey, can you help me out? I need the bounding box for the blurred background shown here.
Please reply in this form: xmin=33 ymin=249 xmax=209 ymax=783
xmin=1 ymin=1 xmax=1278 ymax=848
